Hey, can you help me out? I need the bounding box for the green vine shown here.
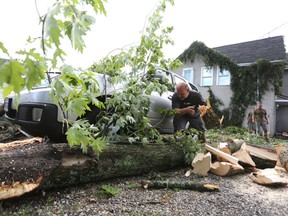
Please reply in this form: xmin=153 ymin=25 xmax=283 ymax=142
xmin=178 ymin=41 xmax=285 ymax=126
xmin=207 ymin=87 xmax=223 ymax=117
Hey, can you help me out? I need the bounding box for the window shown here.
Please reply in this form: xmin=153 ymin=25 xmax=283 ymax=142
xmin=182 ymin=68 xmax=194 ymax=84
xmin=201 ymin=67 xmax=213 ymax=86
xmin=217 ymin=67 xmax=230 ymax=85
xmin=154 ymin=69 xmax=172 ymax=84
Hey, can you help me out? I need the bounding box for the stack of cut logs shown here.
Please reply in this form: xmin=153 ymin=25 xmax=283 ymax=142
xmin=186 ymin=139 xmax=288 ymax=186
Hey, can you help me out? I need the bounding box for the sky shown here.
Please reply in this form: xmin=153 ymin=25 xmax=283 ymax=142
xmin=0 ymin=0 xmax=287 ymax=69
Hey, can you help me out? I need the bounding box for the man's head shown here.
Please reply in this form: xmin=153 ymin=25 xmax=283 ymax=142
xmin=176 ymin=82 xmax=189 ymax=100
xmin=258 ymin=102 xmax=262 ymax=109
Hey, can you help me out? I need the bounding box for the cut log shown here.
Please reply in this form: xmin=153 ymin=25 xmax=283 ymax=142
xmin=217 ymin=142 xmax=231 ymax=162
xmin=191 ymin=152 xmax=211 ymax=176
xmin=278 ymin=147 xmax=288 ymax=172
xmin=249 ymin=168 xmax=288 ymax=186
xmin=210 ymin=161 xmax=244 ymax=176
xmin=244 ymin=144 xmax=278 ymax=169
xmin=0 ymin=138 xmax=186 ymax=200
xmin=232 ymin=146 xmax=256 ymax=168
xmin=226 ymin=139 xmax=244 ymax=153
xmin=141 ymin=180 xmax=219 ymax=191
xmin=205 ymin=144 xmax=239 ymax=165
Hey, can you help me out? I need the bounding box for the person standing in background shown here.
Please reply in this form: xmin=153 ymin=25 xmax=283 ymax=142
xmin=246 ymin=106 xmax=256 ymax=133
xmin=252 ymin=102 xmax=269 ymax=142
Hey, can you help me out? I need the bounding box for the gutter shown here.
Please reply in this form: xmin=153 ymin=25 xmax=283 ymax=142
xmin=238 ymin=60 xmax=286 ymax=67
xmin=275 ymin=99 xmax=288 ymax=107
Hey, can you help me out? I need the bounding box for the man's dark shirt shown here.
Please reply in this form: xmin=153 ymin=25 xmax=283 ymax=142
xmin=254 ymin=108 xmax=267 ymax=122
xmin=172 ymin=90 xmax=207 ymax=118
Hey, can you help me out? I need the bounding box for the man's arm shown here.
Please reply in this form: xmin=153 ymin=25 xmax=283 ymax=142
xmin=198 ymin=92 xmax=207 ymax=106
xmin=174 ymin=106 xmax=195 ymax=116
xmin=265 ymin=110 xmax=269 ymax=124
xmin=252 ymin=110 xmax=256 ymax=123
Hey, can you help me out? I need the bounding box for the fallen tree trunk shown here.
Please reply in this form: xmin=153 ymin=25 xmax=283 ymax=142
xmin=0 ymin=138 xmax=186 ymax=200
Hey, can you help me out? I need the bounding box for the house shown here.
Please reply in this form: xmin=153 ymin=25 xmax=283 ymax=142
xmin=172 ymin=35 xmax=288 ymax=136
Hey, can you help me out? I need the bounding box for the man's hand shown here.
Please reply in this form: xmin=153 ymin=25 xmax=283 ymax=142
xmin=185 ymin=106 xmax=195 ymax=116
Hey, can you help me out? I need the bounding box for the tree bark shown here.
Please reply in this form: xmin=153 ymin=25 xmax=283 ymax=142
xmin=141 ymin=180 xmax=219 ymax=191
xmin=279 ymin=147 xmax=288 ymax=172
xmin=0 ymin=138 xmax=186 ymax=200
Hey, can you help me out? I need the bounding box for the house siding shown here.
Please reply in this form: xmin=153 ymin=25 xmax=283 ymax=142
xmin=275 ymin=70 xmax=288 ymax=133
xmin=281 ymin=71 xmax=288 ymax=95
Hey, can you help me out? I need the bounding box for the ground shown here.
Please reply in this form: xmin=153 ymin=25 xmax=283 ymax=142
xmin=0 ymin=117 xmax=288 ymax=215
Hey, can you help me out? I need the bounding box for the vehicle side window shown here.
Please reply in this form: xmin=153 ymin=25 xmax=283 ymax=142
xmin=173 ymin=75 xmax=185 ymax=87
xmin=154 ymin=70 xmax=172 ymax=83
xmin=189 ymin=83 xmax=198 ymax=92
xmin=173 ymin=74 xmax=198 ymax=92
xmin=152 ymin=69 xmax=174 ymax=91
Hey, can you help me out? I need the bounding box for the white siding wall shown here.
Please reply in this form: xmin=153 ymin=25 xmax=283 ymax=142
xmin=0 ymin=90 xmax=3 ymax=103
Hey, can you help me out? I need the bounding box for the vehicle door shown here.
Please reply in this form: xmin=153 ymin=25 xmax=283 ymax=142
xmin=147 ymin=69 xmax=175 ymax=133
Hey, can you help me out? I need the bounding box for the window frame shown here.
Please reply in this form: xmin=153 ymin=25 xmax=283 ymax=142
xmin=200 ymin=66 xmax=213 ymax=86
xmin=182 ymin=68 xmax=194 ymax=84
xmin=216 ymin=67 xmax=231 ymax=86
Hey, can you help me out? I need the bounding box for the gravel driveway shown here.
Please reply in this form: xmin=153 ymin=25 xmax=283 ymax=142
xmin=1 ymin=167 xmax=287 ymax=216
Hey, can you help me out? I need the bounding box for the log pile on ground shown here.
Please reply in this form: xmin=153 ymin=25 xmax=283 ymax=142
xmin=187 ymin=139 xmax=288 ymax=186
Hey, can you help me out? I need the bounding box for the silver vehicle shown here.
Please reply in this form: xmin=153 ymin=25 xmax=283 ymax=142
xmin=4 ymin=68 xmax=198 ymax=141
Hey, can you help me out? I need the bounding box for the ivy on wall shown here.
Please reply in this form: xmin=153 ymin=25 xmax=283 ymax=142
xmin=178 ymin=41 xmax=285 ymax=126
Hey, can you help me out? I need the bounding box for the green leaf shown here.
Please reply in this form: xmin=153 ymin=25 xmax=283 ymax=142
xmin=45 ymin=2 xmax=63 ymax=48
xmin=85 ymin=0 xmax=107 ymax=15
xmin=67 ymin=97 xmax=89 ymax=117
xmin=0 ymin=60 xmax=25 ymax=94
xmin=0 ymin=41 xmax=9 ymax=57
xmin=71 ymin=13 xmax=95 ymax=52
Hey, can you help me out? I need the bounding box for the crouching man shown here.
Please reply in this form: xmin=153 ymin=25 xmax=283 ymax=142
xmin=172 ymin=82 xmax=207 ymax=142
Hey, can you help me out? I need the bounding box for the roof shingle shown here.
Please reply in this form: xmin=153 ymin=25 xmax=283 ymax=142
xmin=213 ymin=36 xmax=286 ymax=64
